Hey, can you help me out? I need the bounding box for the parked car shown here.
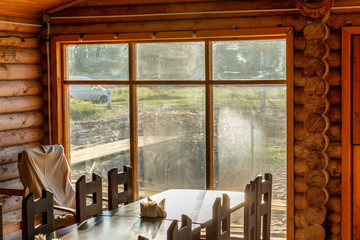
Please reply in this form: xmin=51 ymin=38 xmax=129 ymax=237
xmin=69 ymin=76 xmax=111 ymax=103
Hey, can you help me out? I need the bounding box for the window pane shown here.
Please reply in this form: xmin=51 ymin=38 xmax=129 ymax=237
xmin=66 ymin=44 xmax=129 ymax=80
xmin=136 ymin=42 xmax=205 ymax=80
xmin=212 ymin=40 xmax=286 ymax=80
xmin=138 ymin=86 xmax=206 ymax=198
xmin=213 ymin=85 xmax=286 ymax=238
xmin=69 ymin=85 xmax=130 ymax=186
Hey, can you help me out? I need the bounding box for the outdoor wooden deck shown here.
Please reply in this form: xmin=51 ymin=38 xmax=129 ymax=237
xmin=71 ymin=136 xmax=176 ymax=164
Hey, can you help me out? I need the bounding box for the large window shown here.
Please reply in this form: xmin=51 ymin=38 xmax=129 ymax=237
xmin=57 ymin=29 xmax=292 ymax=238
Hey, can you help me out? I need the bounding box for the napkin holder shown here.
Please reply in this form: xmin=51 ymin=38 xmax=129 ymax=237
xmin=140 ymin=197 xmax=166 ymax=218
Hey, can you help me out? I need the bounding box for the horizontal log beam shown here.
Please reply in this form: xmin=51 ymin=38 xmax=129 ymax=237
xmin=0 ymin=96 xmax=44 ymax=114
xmin=0 ymin=31 xmax=40 ymax=48
xmin=0 ymin=111 xmax=44 ymax=131
xmin=295 ymin=141 xmax=341 ymax=159
xmin=0 ymin=195 xmax=22 ymax=213
xmin=0 ymin=64 xmax=42 ymax=80
xmin=295 ymin=105 xmax=341 ymax=123
xmin=294 ymin=33 xmax=340 ymax=51
xmin=0 ymin=127 xmax=45 ymax=148
xmin=0 ymin=142 xmax=40 ymax=165
xmin=0 ymin=178 xmax=22 ymax=189
xmin=0 ymin=162 xmax=18 ymax=182
xmin=294 ymin=51 xmax=341 ymax=68
xmin=0 ymin=48 xmax=41 ymax=64
xmin=294 ymin=69 xmax=341 ymax=87
xmin=294 ymin=87 xmax=341 ymax=105
xmin=295 ymin=122 xmax=341 ymax=141
xmin=0 ymin=80 xmax=42 ymax=97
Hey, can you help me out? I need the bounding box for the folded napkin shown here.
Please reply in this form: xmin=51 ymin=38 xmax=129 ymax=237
xmin=140 ymin=197 xmax=166 ymax=218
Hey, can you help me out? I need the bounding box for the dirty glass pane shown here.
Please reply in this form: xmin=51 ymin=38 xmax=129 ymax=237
xmin=136 ymin=42 xmax=205 ymax=80
xmin=138 ymin=86 xmax=206 ymax=198
xmin=69 ymin=85 xmax=130 ymax=194
xmin=213 ymin=85 xmax=286 ymax=238
xmin=212 ymin=40 xmax=286 ymax=80
xmin=66 ymin=44 xmax=129 ymax=80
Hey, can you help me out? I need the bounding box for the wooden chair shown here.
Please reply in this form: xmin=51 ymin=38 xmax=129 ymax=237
xmin=108 ymin=165 xmax=133 ymax=211
xmin=255 ymin=173 xmax=272 ymax=240
xmin=76 ymin=173 xmax=103 ymax=223
xmin=167 ymin=214 xmax=192 ymax=240
xmin=138 ymin=236 xmax=150 ymax=240
xmin=244 ymin=180 xmax=257 ymax=240
xmin=205 ymin=194 xmax=231 ymax=240
xmin=22 ymin=189 xmax=54 ymax=240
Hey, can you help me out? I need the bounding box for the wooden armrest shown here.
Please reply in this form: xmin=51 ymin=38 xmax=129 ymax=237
xmin=0 ymin=187 xmax=29 ymax=197
xmin=54 ymin=205 xmax=77 ymax=217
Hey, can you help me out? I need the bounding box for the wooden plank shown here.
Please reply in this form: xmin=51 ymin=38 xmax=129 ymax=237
xmin=353 ymin=36 xmax=360 ymax=144
xmin=70 ymin=136 xmax=176 ymax=164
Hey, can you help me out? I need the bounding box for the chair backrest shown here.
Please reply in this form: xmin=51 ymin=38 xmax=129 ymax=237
xmin=244 ymin=180 xmax=257 ymax=240
xmin=255 ymin=173 xmax=272 ymax=240
xmin=0 ymin=203 xmax=3 ymax=240
xmin=206 ymin=194 xmax=231 ymax=240
xmin=167 ymin=214 xmax=192 ymax=240
xmin=76 ymin=173 xmax=103 ymax=223
xmin=18 ymin=145 xmax=76 ymax=209
xmin=22 ymin=189 xmax=54 ymax=240
xmin=108 ymin=165 xmax=133 ymax=211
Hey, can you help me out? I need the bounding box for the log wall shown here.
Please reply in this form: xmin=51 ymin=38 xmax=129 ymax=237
xmin=0 ymin=19 xmax=44 ymax=239
xmin=36 ymin=3 xmax=359 ymax=239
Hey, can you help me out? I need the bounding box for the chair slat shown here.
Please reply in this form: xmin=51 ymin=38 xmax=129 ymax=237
xmin=108 ymin=165 xmax=133 ymax=211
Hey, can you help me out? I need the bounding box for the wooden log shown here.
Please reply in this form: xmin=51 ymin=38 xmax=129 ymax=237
xmin=42 ymin=89 xmax=48 ymax=102
xmin=304 ymin=58 xmax=329 ymax=79
xmin=40 ymin=41 xmax=47 ymax=55
xmin=0 ymin=162 xmax=19 ymax=182
xmin=303 ymin=20 xmax=329 ymax=41
xmin=304 ymin=96 xmax=329 ymax=115
xmin=0 ymin=111 xmax=44 ymax=131
xmin=0 ymin=64 xmax=42 ymax=80
xmin=327 ymin=13 xmax=360 ymax=30
xmin=295 ymin=211 xmax=308 ymax=228
xmin=45 ymin=15 xmax=308 ymax=35
xmin=304 ymin=40 xmax=329 ymax=59
xmin=295 ymin=193 xmax=307 ymax=210
xmin=295 ymin=228 xmax=306 ymax=240
xmin=42 ymin=134 xmax=50 ymax=145
xmin=326 ymin=123 xmax=341 ymax=142
xmin=305 ymin=151 xmax=328 ymax=170
xmin=0 ymin=127 xmax=45 ymax=148
xmin=328 ymin=234 xmax=340 ymax=240
xmin=0 ymin=195 xmax=22 ymax=213
xmin=304 ymin=223 xmax=326 ymax=240
xmin=295 ymin=87 xmax=340 ymax=105
xmin=294 ymin=33 xmax=340 ymax=50
xmin=0 ymin=48 xmax=41 ymax=64
xmin=294 ymin=69 xmax=341 ymax=87
xmin=295 ymin=123 xmax=340 ymax=141
xmin=304 ymin=169 xmax=328 ymax=188
xmin=0 ymin=178 xmax=22 ymax=189
xmin=0 ymin=31 xmax=40 ymax=48
xmin=327 ymin=105 xmax=341 ymax=122
xmin=327 ymin=213 xmax=341 ymax=224
xmin=304 ymin=113 xmax=328 ymax=133
xmin=0 ymin=22 xmax=40 ymax=33
xmin=305 ymin=187 xmax=329 ymax=207
xmin=295 ymin=141 xmax=309 ymax=159
xmin=304 ymin=76 xmax=328 ymax=97
xmin=326 ymin=160 xmax=341 ymax=177
xmin=0 ymin=80 xmax=42 ymax=97
xmin=295 ymin=158 xmax=307 ymax=175
xmin=295 ymin=105 xmax=307 ymax=122
xmin=295 ymin=51 xmax=340 ymax=68
xmin=0 ymin=142 xmax=40 ymax=165
xmin=326 ymin=196 xmax=341 ymax=212
xmin=304 ymin=206 xmax=327 ymax=225
xmin=295 ymin=177 xmax=309 ymax=193
xmin=329 ymin=223 xmax=341 ymax=235
xmin=304 ymin=132 xmax=328 ymax=152
xmin=327 ymin=178 xmax=341 ymax=196
xmin=0 ymin=96 xmax=44 ymax=114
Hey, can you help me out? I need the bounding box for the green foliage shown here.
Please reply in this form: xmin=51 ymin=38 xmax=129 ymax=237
xmin=70 ymin=99 xmax=116 ymax=121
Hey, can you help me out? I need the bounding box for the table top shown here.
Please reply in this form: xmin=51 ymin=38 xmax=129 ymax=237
xmin=48 ymin=189 xmax=245 ymax=239
xmin=48 ymin=216 xmax=201 ymax=240
xmin=102 ymin=189 xmax=245 ymax=226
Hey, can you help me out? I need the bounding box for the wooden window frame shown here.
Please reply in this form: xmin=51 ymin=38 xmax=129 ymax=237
xmin=51 ymin=27 xmax=294 ymax=238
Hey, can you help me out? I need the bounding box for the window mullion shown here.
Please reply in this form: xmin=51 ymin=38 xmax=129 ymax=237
xmin=129 ymin=42 xmax=139 ymax=200
xmin=205 ymin=41 xmax=214 ymax=190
